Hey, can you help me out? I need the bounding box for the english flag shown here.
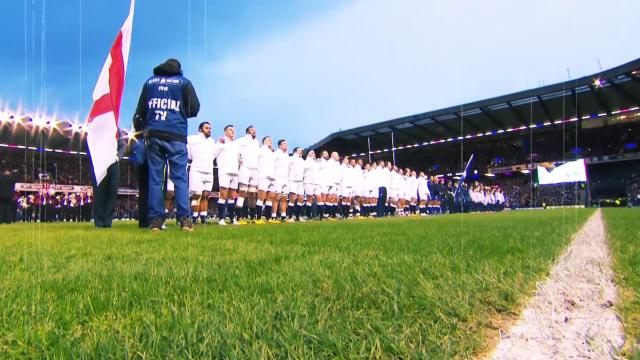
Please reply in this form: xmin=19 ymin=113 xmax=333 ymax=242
xmin=86 ymin=0 xmax=135 ymax=185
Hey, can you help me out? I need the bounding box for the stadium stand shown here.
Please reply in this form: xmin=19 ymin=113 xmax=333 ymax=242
xmin=1 ymin=58 xmax=639 ymax=222
xmin=310 ymin=57 xmax=640 ymax=209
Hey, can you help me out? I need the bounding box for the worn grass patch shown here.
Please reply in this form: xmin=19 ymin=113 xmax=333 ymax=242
xmin=0 ymin=209 xmax=591 ymax=358
xmin=603 ymin=208 xmax=640 ymax=359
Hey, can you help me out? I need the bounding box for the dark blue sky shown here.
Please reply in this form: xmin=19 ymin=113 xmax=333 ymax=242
xmin=1 ymin=0 xmax=639 ymax=147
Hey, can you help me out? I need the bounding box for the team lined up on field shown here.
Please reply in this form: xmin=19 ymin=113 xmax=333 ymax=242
xmin=169 ymin=122 xmax=507 ymax=226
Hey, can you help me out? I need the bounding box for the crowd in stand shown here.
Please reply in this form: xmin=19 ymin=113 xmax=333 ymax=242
xmin=0 ymin=150 xmax=138 ymax=188
xmin=395 ymin=121 xmax=640 ymax=175
xmin=15 ymin=190 xmax=93 ymax=223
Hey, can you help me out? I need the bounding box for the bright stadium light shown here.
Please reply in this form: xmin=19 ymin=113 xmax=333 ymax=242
xmin=521 ymin=169 xmax=530 ymax=174
xmin=70 ymin=122 xmax=83 ymax=134
xmin=593 ymin=77 xmax=603 ymax=88
xmin=485 ymin=173 xmax=495 ymax=177
xmin=31 ymin=116 xmax=47 ymax=128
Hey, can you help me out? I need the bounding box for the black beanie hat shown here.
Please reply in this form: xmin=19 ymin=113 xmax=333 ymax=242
xmin=166 ymin=58 xmax=181 ymax=70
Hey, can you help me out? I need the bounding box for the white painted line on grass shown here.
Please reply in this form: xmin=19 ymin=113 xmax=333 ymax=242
xmin=491 ymin=209 xmax=624 ymax=359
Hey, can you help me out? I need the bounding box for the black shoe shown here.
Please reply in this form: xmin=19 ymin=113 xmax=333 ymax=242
xmin=178 ymin=217 xmax=194 ymax=232
xmin=150 ymin=218 xmax=164 ymax=232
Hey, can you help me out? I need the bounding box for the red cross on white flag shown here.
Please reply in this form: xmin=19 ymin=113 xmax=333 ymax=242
xmin=86 ymin=0 xmax=135 ymax=185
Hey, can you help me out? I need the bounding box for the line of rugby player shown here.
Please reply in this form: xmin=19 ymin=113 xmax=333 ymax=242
xmin=166 ymin=122 xmax=451 ymax=225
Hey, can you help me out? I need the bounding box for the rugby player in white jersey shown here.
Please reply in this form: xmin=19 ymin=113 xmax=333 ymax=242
xmin=362 ymin=162 xmax=375 ymax=217
xmin=417 ymin=171 xmax=431 ymax=216
xmin=236 ymin=125 xmax=261 ymax=223
xmin=302 ymin=150 xmax=320 ymax=220
xmin=406 ymin=169 xmax=416 ymax=215
xmin=339 ymin=157 xmax=353 ymax=218
xmin=317 ymin=150 xmax=330 ymax=219
xmin=212 ymin=125 xmax=241 ymax=225
xmin=187 ymin=121 xmax=215 ymax=224
xmin=287 ymin=147 xmax=305 ymax=222
xmin=388 ymin=166 xmax=402 ymax=216
xmin=273 ymin=139 xmax=290 ymax=222
xmin=407 ymin=169 xmax=419 ymax=215
xmin=495 ymin=187 xmax=506 ymax=210
xmin=376 ymin=160 xmax=392 ymax=217
xmin=256 ymin=136 xmax=276 ymax=223
xmin=398 ymin=167 xmax=408 ymax=215
xmin=324 ymin=152 xmax=342 ymax=219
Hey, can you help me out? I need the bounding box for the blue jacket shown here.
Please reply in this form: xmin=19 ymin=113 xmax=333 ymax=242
xmin=134 ymin=60 xmax=200 ymax=142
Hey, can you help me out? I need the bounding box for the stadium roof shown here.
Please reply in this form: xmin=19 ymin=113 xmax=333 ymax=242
xmin=309 ymin=57 xmax=640 ymax=155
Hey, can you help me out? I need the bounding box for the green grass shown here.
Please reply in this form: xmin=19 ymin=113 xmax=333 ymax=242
xmin=603 ymin=208 xmax=640 ymax=358
xmin=0 ymin=209 xmax=592 ymax=358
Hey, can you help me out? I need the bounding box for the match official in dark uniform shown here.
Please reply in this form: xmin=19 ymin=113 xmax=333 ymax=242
xmin=0 ymin=169 xmax=17 ymax=224
xmin=132 ymin=114 xmax=149 ymax=228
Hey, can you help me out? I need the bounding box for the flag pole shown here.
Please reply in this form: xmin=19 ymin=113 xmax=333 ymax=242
xmin=391 ymin=131 xmax=396 ymax=166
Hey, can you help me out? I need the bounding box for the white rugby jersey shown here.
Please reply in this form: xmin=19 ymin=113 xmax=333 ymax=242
xmin=389 ymin=171 xmax=403 ymax=190
xmin=317 ymin=158 xmax=328 ymax=186
xmin=364 ymin=169 xmax=377 ymax=191
xmin=352 ymin=165 xmax=364 ymax=191
xmin=236 ymin=134 xmax=260 ymax=170
xmin=378 ymin=167 xmax=391 ymax=189
xmin=417 ymin=176 xmax=431 ymax=198
xmin=340 ymin=164 xmax=353 ymax=188
xmin=407 ymin=175 xmax=418 ymax=198
xmin=288 ymin=154 xmax=304 ymax=182
xmin=481 ymin=192 xmax=488 ymax=206
xmin=469 ymin=189 xmax=478 ymax=203
xmin=303 ymin=158 xmax=320 ymax=184
xmin=187 ymin=133 xmax=216 ymax=173
xmin=274 ymin=149 xmax=290 ymax=180
xmin=257 ymin=145 xmax=275 ymax=179
xmin=212 ymin=136 xmax=240 ymax=175
xmin=324 ymin=159 xmax=341 ymax=186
